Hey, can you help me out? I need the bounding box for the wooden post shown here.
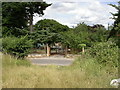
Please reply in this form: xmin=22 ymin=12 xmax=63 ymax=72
xmin=47 ymin=44 xmax=50 ymax=56
xmin=82 ymin=47 xmax=85 ymax=54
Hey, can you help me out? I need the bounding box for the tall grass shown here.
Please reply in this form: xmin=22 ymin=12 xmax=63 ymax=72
xmin=0 ymin=52 xmax=2 ymax=89
xmin=2 ymin=53 xmax=118 ymax=88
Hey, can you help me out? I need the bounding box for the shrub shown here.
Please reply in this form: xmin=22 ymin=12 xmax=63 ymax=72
xmin=2 ymin=36 xmax=33 ymax=58
xmin=89 ymin=41 xmax=118 ymax=67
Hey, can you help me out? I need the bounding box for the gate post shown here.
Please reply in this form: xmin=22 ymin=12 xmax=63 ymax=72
xmin=47 ymin=44 xmax=50 ymax=56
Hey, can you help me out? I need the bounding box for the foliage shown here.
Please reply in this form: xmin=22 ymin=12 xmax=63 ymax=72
xmin=61 ymin=29 xmax=79 ymax=48
xmin=89 ymin=26 xmax=108 ymax=42
xmin=61 ymin=23 xmax=91 ymax=48
xmin=78 ymin=44 xmax=86 ymax=47
xmin=89 ymin=41 xmax=118 ymax=67
xmin=23 ymin=2 xmax=51 ymax=32
xmin=108 ymin=1 xmax=120 ymax=40
xmin=2 ymin=2 xmax=26 ymax=37
xmin=29 ymin=30 xmax=62 ymax=47
xmin=32 ymin=19 xmax=69 ymax=47
xmin=2 ymin=27 xmax=29 ymax=37
xmin=2 ymin=36 xmax=33 ymax=58
xmin=2 ymin=2 xmax=51 ymax=36
xmin=61 ymin=23 xmax=108 ymax=53
xmin=2 ymin=2 xmax=27 ymax=29
xmin=34 ymin=19 xmax=69 ymax=33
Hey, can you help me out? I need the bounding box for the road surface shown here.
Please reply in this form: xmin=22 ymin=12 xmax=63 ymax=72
xmin=29 ymin=57 xmax=73 ymax=66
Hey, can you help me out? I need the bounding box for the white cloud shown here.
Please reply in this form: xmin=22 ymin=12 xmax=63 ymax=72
xmin=33 ymin=0 xmax=118 ymax=28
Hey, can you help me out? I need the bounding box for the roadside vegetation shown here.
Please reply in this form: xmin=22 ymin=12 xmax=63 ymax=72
xmin=1 ymin=1 xmax=120 ymax=88
xmin=2 ymin=49 xmax=118 ymax=88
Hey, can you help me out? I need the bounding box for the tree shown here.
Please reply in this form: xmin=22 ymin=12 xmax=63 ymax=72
xmin=29 ymin=30 xmax=61 ymax=47
xmin=62 ymin=23 xmax=108 ymax=54
xmin=34 ymin=19 xmax=69 ymax=33
xmin=2 ymin=36 xmax=33 ymax=58
xmin=23 ymin=2 xmax=51 ymax=32
xmin=2 ymin=2 xmax=28 ymax=37
xmin=33 ymin=19 xmax=69 ymax=56
xmin=34 ymin=19 xmax=69 ymax=45
xmin=2 ymin=2 xmax=27 ymax=28
xmin=107 ymin=1 xmax=120 ymax=40
xmin=61 ymin=23 xmax=90 ymax=53
xmin=88 ymin=24 xmax=108 ymax=42
xmin=2 ymin=2 xmax=51 ymax=37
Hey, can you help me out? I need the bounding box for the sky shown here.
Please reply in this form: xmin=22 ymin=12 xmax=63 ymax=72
xmin=33 ymin=0 xmax=119 ymax=28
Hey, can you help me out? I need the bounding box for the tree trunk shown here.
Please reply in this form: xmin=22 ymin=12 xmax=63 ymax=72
xmin=29 ymin=14 xmax=33 ymax=33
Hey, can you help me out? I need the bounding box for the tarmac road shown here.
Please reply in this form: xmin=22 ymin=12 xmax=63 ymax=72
xmin=29 ymin=57 xmax=73 ymax=66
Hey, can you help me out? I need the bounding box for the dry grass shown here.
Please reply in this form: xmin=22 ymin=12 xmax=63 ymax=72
xmin=0 ymin=40 xmax=1 ymax=89
xmin=2 ymin=54 xmax=118 ymax=88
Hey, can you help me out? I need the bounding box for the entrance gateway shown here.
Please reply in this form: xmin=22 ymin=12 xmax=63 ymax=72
xmin=46 ymin=43 xmax=68 ymax=56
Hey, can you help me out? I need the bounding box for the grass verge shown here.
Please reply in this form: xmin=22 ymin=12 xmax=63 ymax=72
xmin=2 ymin=53 xmax=118 ymax=88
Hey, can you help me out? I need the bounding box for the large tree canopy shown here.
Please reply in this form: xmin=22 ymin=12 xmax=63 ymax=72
xmin=34 ymin=19 xmax=69 ymax=33
xmin=31 ymin=19 xmax=69 ymax=46
xmin=2 ymin=2 xmax=51 ymax=37
xmin=2 ymin=2 xmax=27 ymax=29
xmin=2 ymin=2 xmax=28 ymax=37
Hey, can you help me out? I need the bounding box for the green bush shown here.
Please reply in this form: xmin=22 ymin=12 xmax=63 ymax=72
xmin=2 ymin=36 xmax=33 ymax=58
xmin=89 ymin=41 xmax=118 ymax=67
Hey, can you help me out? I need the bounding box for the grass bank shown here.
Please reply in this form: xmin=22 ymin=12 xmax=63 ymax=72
xmin=2 ymin=54 xmax=118 ymax=88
